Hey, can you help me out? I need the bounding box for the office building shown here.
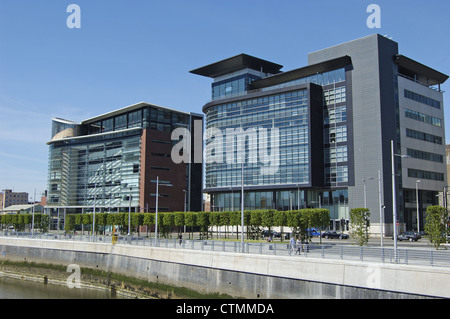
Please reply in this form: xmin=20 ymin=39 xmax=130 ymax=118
xmin=46 ymin=102 xmax=203 ymax=229
xmin=1 ymin=189 xmax=29 ymax=210
xmin=191 ymin=34 xmax=448 ymax=235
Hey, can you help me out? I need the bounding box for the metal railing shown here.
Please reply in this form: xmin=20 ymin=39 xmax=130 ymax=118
xmin=2 ymin=231 xmax=450 ymax=268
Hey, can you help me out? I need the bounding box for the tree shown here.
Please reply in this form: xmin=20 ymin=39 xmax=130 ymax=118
xmin=273 ymin=210 xmax=287 ymax=241
xmin=350 ymin=208 xmax=370 ymax=246
xmin=249 ymin=210 xmax=263 ymax=240
xmin=261 ymin=210 xmax=275 ymax=239
xmin=184 ymin=212 xmax=197 ymax=239
xmin=161 ymin=212 xmax=174 ymax=238
xmin=143 ymin=213 xmax=155 ymax=237
xmin=316 ymin=209 xmax=330 ymax=244
xmin=219 ymin=211 xmax=230 ymax=239
xmin=65 ymin=214 xmax=76 ymax=232
xmin=173 ymin=212 xmax=185 ymax=235
xmin=197 ymin=212 xmax=210 ymax=239
xmin=424 ymin=205 xmax=447 ymax=250
xmin=209 ymin=212 xmax=221 ymax=239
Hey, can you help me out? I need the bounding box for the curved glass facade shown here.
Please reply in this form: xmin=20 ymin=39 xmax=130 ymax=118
xmin=48 ymin=129 xmax=142 ymax=209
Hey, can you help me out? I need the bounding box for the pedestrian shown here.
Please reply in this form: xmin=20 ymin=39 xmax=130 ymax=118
xmin=289 ymin=236 xmax=296 ymax=255
xmin=296 ymin=237 xmax=301 ymax=255
xmin=178 ymin=233 xmax=183 ymax=245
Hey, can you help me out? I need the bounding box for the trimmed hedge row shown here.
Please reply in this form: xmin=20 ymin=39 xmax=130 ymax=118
xmin=0 ymin=213 xmax=50 ymax=232
xmin=64 ymin=209 xmax=330 ymax=239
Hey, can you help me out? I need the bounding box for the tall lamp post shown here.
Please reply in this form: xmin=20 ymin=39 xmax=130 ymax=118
xmin=391 ymin=140 xmax=410 ymax=261
xmin=31 ymin=189 xmax=36 ymax=238
xmin=241 ymin=163 xmax=245 ymax=253
xmin=363 ymin=177 xmax=375 ymax=208
xmin=154 ymin=176 xmax=172 ymax=246
xmin=378 ymin=170 xmax=384 ymax=248
xmin=128 ymin=187 xmax=132 ymax=236
xmin=416 ymin=180 xmax=421 ymax=234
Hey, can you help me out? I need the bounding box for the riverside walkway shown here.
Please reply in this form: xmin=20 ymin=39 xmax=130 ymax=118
xmin=2 ymin=231 xmax=450 ymax=268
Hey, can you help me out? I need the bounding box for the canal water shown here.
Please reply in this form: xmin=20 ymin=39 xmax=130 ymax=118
xmin=0 ymin=276 xmax=127 ymax=299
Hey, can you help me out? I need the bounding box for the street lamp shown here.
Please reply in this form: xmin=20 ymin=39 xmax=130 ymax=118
xmin=241 ymin=163 xmax=245 ymax=253
xmin=31 ymin=189 xmax=36 ymax=238
xmin=362 ymin=177 xmax=375 ymax=208
xmin=128 ymin=187 xmax=132 ymax=236
xmin=378 ymin=170 xmax=384 ymax=248
xmin=183 ymin=189 xmax=187 ymax=234
xmin=93 ymin=183 xmax=97 ymax=238
xmin=416 ymin=180 xmax=421 ymax=234
xmin=154 ymin=176 xmax=172 ymax=246
xmin=391 ymin=140 xmax=410 ymax=261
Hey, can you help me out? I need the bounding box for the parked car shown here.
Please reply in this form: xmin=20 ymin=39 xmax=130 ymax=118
xmin=321 ymin=231 xmax=349 ymax=239
xmin=397 ymin=231 xmax=420 ymax=242
xmin=307 ymin=228 xmax=321 ymax=237
xmin=261 ymin=230 xmax=281 ymax=238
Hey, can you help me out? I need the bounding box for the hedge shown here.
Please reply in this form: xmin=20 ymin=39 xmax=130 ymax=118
xmin=0 ymin=213 xmax=49 ymax=232
xmin=0 ymin=209 xmax=330 ymax=240
xmin=63 ymin=209 xmax=330 ymax=238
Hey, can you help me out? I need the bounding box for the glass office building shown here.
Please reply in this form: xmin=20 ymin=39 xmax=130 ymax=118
xmin=47 ymin=102 xmax=203 ymax=229
xmin=192 ymin=34 xmax=448 ymax=234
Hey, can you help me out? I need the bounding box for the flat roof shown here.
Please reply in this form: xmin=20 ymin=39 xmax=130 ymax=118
xmin=52 ymin=118 xmax=80 ymax=125
xmin=81 ymin=101 xmax=201 ymax=125
xmin=394 ymin=54 xmax=448 ymax=85
xmin=250 ymin=56 xmax=352 ymax=89
xmin=190 ymin=53 xmax=283 ymax=78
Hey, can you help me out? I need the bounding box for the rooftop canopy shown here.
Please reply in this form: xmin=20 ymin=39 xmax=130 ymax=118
xmin=250 ymin=55 xmax=352 ymax=90
xmin=394 ymin=54 xmax=449 ymax=86
xmin=190 ymin=53 xmax=283 ymax=78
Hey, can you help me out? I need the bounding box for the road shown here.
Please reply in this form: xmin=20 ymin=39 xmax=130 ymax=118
xmin=314 ymin=236 xmax=446 ymax=250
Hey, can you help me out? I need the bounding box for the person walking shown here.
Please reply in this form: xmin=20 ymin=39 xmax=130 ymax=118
xmin=296 ymin=237 xmax=301 ymax=255
xmin=289 ymin=236 xmax=296 ymax=255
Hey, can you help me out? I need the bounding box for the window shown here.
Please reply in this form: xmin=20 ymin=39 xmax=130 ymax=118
xmin=114 ymin=114 xmax=127 ymax=130
xmin=405 ymin=109 xmax=442 ymax=127
xmin=128 ymin=110 xmax=142 ymax=128
xmin=408 ymin=168 xmax=444 ymax=181
xmin=406 ymin=128 xmax=442 ymax=145
xmin=406 ymin=148 xmax=443 ymax=163
xmin=324 ymin=87 xmax=346 ymax=106
xmin=404 ymin=89 xmax=441 ymax=109
xmin=326 ymin=126 xmax=347 ymax=144
xmin=103 ymin=118 xmax=114 ymax=132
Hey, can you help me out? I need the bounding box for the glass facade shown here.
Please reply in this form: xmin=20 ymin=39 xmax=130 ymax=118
xmin=47 ymin=104 xmax=198 ymax=215
xmin=212 ymin=73 xmax=261 ymax=100
xmin=205 ymin=63 xmax=351 ymax=217
xmin=84 ymin=106 xmax=190 ymax=135
xmin=211 ymin=189 xmax=349 ymax=220
xmin=205 ymin=89 xmax=310 ymax=188
xmin=48 ymin=129 xmax=142 ymax=209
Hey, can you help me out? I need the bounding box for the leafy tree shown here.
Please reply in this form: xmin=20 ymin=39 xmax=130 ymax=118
xmin=161 ymin=212 xmax=174 ymax=238
xmin=209 ymin=212 xmax=221 ymax=239
xmin=65 ymin=214 xmax=76 ymax=232
xmin=424 ymin=205 xmax=447 ymax=250
xmin=249 ymin=210 xmax=263 ymax=240
xmin=197 ymin=211 xmax=211 ymax=239
xmin=350 ymin=208 xmax=370 ymax=246
xmin=173 ymin=212 xmax=185 ymax=234
xmin=219 ymin=211 xmax=230 ymax=239
xmin=184 ymin=212 xmax=197 ymax=239
xmin=261 ymin=210 xmax=275 ymax=239
xmin=143 ymin=213 xmax=155 ymax=237
xmin=273 ymin=210 xmax=287 ymax=241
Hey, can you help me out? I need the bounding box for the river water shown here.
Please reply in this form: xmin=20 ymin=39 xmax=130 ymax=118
xmin=0 ymin=276 xmax=127 ymax=299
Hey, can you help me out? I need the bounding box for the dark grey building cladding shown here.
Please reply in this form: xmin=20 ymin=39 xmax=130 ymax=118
xmin=193 ymin=34 xmax=448 ymax=235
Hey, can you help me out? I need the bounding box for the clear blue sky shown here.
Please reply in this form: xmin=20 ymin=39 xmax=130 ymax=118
xmin=0 ymin=0 xmax=449 ymax=199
